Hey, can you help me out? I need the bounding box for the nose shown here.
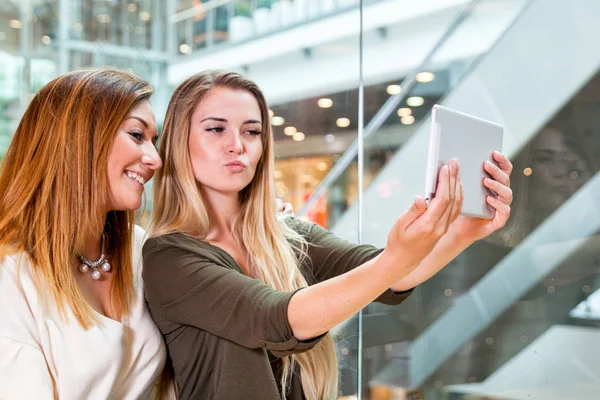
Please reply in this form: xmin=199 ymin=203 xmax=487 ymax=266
xmin=141 ymin=143 xmax=163 ymax=170
xmin=226 ymin=132 xmax=244 ymax=155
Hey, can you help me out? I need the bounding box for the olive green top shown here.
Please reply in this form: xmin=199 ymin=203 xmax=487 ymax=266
xmin=142 ymin=217 xmax=413 ymax=400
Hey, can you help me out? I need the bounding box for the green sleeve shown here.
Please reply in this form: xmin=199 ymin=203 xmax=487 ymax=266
xmin=286 ymin=217 xmax=414 ymax=305
xmin=142 ymin=234 xmax=324 ymax=357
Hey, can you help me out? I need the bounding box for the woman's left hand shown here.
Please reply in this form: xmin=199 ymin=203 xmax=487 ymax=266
xmin=448 ymin=151 xmax=513 ymax=244
xmin=276 ymin=198 xmax=294 ymax=218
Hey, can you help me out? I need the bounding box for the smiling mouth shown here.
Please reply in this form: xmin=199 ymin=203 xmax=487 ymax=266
xmin=125 ymin=170 xmax=146 ymax=185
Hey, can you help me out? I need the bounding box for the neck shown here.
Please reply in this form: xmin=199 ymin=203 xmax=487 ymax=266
xmin=72 ymin=222 xmax=105 ymax=273
xmin=202 ymin=189 xmax=240 ymax=240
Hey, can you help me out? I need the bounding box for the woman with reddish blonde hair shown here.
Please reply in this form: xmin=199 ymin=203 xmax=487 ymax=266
xmin=0 ymin=69 xmax=169 ymax=399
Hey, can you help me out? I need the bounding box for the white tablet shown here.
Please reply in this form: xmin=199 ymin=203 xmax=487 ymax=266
xmin=424 ymin=104 xmax=504 ymax=219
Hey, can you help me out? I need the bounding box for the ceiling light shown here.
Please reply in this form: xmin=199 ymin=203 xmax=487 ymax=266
xmin=268 ymin=109 xmax=274 ymax=118
xmin=283 ymin=126 xmax=296 ymax=136
xmin=41 ymin=35 xmax=52 ymax=45
xmin=271 ymin=116 xmax=285 ymax=126
xmin=416 ymin=72 xmax=435 ymax=82
xmin=96 ymin=14 xmax=111 ymax=23
xmin=397 ymin=107 xmax=412 ymax=117
xmin=179 ymin=44 xmax=191 ymax=54
xmin=9 ymin=20 xmax=22 ymax=29
xmin=139 ymin=11 xmax=151 ymax=21
xmin=324 ymin=134 xmax=335 ymax=143
xmin=128 ymin=3 xmax=138 ymax=12
xmin=401 ymin=115 xmax=415 ymax=125
xmin=317 ymin=161 xmax=328 ymax=171
xmin=293 ymin=132 xmax=305 ymax=141
xmin=73 ymin=22 xmax=83 ymax=32
xmin=406 ymin=96 xmax=424 ymax=107
xmin=274 ymin=170 xmax=283 ymax=179
xmin=318 ymin=98 xmax=333 ymax=108
xmin=386 ymin=84 xmax=401 ymax=95
xmin=524 ymin=167 xmax=532 ymax=176
xmin=336 ymin=118 xmax=350 ymax=128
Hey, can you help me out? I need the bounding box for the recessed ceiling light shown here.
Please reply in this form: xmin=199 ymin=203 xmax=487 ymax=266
xmin=336 ymin=118 xmax=350 ymax=128
xmin=41 ymin=35 xmax=52 ymax=45
xmin=401 ymin=115 xmax=415 ymax=125
xmin=318 ymin=98 xmax=333 ymax=108
xmin=317 ymin=161 xmax=328 ymax=171
xmin=9 ymin=20 xmax=22 ymax=29
xmin=179 ymin=44 xmax=191 ymax=54
xmin=127 ymin=3 xmax=138 ymax=12
xmin=271 ymin=116 xmax=285 ymax=126
xmin=324 ymin=134 xmax=335 ymax=143
xmin=524 ymin=167 xmax=532 ymax=176
xmin=397 ymin=107 xmax=412 ymax=117
xmin=386 ymin=84 xmax=401 ymax=95
xmin=274 ymin=170 xmax=283 ymax=179
xmin=416 ymin=72 xmax=435 ymax=82
xmin=293 ymin=132 xmax=305 ymax=141
xmin=284 ymin=126 xmax=297 ymax=136
xmin=268 ymin=109 xmax=274 ymax=118
xmin=406 ymin=96 xmax=424 ymax=107
xmin=139 ymin=11 xmax=151 ymax=21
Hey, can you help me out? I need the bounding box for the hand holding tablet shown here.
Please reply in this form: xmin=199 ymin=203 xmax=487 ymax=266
xmin=425 ymin=105 xmax=504 ymax=219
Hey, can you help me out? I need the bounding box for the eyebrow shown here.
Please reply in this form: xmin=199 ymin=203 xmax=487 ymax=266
xmin=128 ymin=116 xmax=149 ymax=128
xmin=201 ymin=116 xmax=261 ymax=124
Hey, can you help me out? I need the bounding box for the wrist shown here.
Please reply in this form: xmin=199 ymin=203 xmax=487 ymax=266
xmin=446 ymin=226 xmax=476 ymax=249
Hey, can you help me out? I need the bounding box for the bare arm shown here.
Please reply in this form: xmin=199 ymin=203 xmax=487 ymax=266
xmin=288 ymin=160 xmax=462 ymax=340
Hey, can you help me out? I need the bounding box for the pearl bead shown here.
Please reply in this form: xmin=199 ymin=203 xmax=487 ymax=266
xmin=101 ymin=262 xmax=111 ymax=272
xmin=91 ymin=270 xmax=101 ymax=280
xmin=79 ymin=264 xmax=89 ymax=273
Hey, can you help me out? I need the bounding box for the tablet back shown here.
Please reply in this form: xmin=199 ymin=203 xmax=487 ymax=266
xmin=425 ymin=105 xmax=504 ymax=219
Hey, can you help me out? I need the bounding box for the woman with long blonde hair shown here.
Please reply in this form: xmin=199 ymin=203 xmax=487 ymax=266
xmin=143 ymin=71 xmax=513 ymax=399
xmin=0 ymin=69 xmax=168 ymax=399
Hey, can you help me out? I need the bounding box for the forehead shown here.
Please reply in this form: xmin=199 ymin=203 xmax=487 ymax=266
xmin=194 ymin=87 xmax=261 ymax=118
xmin=128 ymin=100 xmax=157 ymax=125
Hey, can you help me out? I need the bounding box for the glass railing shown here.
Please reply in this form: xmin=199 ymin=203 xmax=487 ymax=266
xmin=298 ymin=0 xmax=530 ymax=229
xmin=172 ymin=0 xmax=365 ymax=55
xmin=317 ymin=0 xmax=600 ymax=397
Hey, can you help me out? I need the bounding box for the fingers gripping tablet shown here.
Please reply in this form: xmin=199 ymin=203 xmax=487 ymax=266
xmin=425 ymin=105 xmax=504 ymax=219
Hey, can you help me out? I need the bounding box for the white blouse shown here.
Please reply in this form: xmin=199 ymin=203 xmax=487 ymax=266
xmin=0 ymin=226 xmax=167 ymax=400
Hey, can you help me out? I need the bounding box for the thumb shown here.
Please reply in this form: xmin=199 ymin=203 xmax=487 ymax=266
xmin=402 ymin=195 xmax=428 ymax=224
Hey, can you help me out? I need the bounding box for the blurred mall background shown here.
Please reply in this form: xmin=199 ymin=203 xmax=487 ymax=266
xmin=2 ymin=0 xmax=600 ymax=399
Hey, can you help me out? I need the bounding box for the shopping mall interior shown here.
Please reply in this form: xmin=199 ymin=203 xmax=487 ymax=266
xmin=1 ymin=0 xmax=600 ymax=398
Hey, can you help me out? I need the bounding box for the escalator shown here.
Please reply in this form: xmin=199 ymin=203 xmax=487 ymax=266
xmin=297 ymin=0 xmax=600 ymax=397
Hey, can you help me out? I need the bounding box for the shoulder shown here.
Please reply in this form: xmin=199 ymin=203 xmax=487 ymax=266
xmin=142 ymin=232 xmax=222 ymax=273
xmin=0 ymin=253 xmax=44 ymax=346
xmin=282 ymin=216 xmax=322 ymax=237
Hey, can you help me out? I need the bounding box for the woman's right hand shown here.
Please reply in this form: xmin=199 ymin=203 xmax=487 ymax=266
xmin=383 ymin=158 xmax=462 ymax=269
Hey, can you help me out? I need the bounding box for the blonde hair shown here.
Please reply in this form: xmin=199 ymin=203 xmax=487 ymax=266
xmin=0 ymin=69 xmax=153 ymax=328
xmin=151 ymin=71 xmax=338 ymax=399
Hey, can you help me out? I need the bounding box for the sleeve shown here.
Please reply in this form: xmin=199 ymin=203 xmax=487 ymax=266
xmin=0 ymin=337 xmax=54 ymax=399
xmin=0 ymin=256 xmax=54 ymax=399
xmin=289 ymin=217 xmax=414 ymax=305
xmin=142 ymin=237 xmax=324 ymax=357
